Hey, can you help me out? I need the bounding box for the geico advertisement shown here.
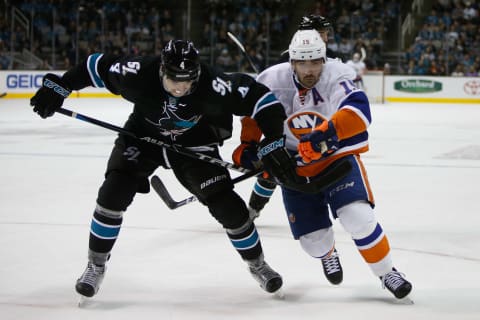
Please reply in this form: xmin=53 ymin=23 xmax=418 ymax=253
xmin=4 ymin=71 xmax=47 ymax=90
xmin=0 ymin=71 xmax=117 ymax=98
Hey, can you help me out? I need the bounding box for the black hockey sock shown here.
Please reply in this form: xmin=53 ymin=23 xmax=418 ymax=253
xmin=88 ymin=209 xmax=123 ymax=254
xmin=227 ymin=222 xmax=263 ymax=261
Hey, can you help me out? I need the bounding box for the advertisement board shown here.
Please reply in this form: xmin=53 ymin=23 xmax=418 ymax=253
xmin=0 ymin=70 xmax=117 ymax=98
xmin=1 ymin=70 xmax=479 ymax=103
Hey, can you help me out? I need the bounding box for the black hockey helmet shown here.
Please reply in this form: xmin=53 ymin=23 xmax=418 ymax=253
xmin=298 ymin=14 xmax=332 ymax=32
xmin=160 ymin=40 xmax=201 ymax=82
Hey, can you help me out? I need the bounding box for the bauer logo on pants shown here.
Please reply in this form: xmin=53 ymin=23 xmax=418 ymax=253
xmin=200 ymin=174 xmax=227 ymax=189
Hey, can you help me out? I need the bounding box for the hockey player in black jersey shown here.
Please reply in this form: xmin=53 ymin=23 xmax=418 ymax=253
xmin=30 ymin=39 xmax=300 ymax=299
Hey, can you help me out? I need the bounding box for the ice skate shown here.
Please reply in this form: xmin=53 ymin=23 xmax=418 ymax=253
xmin=381 ymin=268 xmax=412 ymax=300
xmin=76 ymin=261 xmax=106 ymax=299
xmin=321 ymin=248 xmax=343 ymax=285
xmin=247 ymin=256 xmax=283 ymax=295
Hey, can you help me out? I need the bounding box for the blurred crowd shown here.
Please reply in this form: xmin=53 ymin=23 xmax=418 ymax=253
xmin=1 ymin=0 xmax=177 ymax=69
xmin=404 ymin=0 xmax=479 ymax=76
xmin=0 ymin=0 xmax=478 ymax=77
xmin=199 ymin=0 xmax=294 ymax=72
xmin=308 ymin=0 xmax=400 ymax=71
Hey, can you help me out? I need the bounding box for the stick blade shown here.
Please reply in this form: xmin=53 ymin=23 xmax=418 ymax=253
xmin=150 ymin=175 xmax=178 ymax=209
xmin=150 ymin=175 xmax=198 ymax=210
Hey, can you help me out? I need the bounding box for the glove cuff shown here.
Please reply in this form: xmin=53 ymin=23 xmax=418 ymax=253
xmin=43 ymin=73 xmax=71 ymax=98
xmin=257 ymin=136 xmax=285 ymax=160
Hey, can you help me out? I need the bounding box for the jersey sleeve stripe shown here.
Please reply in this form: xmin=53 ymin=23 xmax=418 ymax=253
xmin=339 ymin=105 xmax=371 ymax=127
xmin=252 ymin=92 xmax=279 ymax=117
xmin=338 ymin=91 xmax=371 ymax=123
xmin=87 ymin=53 xmax=106 ymax=88
xmin=332 ymin=108 xmax=368 ymax=140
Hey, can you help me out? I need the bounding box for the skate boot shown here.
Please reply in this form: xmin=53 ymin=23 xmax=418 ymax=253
xmin=320 ymin=248 xmax=343 ymax=285
xmin=380 ymin=268 xmax=412 ymax=299
xmin=247 ymin=255 xmax=283 ymax=293
xmin=75 ymin=261 xmax=106 ymax=298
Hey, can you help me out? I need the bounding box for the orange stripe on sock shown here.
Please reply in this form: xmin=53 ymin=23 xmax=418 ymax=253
xmin=359 ymin=236 xmax=390 ymax=263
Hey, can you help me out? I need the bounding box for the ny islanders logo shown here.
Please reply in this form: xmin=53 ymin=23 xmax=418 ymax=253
xmin=287 ymin=111 xmax=327 ymax=139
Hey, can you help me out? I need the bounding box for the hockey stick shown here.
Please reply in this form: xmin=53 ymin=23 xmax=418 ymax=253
xmin=151 ymin=158 xmax=352 ymax=209
xmin=151 ymin=176 xmax=196 ymax=209
xmin=360 ymin=47 xmax=367 ymax=62
xmin=0 ymin=92 xmax=7 ymax=98
xmin=227 ymin=32 xmax=259 ymax=74
xmin=150 ymin=168 xmax=262 ymax=209
xmin=56 ymin=107 xmax=352 ymax=194
xmin=56 ymin=107 xmax=251 ymax=173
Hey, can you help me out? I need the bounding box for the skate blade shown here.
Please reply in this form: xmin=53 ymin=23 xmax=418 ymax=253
xmin=401 ymin=296 xmax=414 ymax=305
xmin=78 ymin=295 xmax=91 ymax=308
xmin=273 ymin=288 xmax=285 ymax=299
xmin=396 ymin=296 xmax=414 ymax=305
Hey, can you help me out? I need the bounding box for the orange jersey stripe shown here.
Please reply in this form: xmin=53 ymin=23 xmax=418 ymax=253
xmin=358 ymin=235 xmax=390 ymax=263
xmin=331 ymin=108 xmax=368 ymax=140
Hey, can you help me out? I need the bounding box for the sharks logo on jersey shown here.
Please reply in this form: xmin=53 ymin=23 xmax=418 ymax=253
xmin=287 ymin=111 xmax=327 ymax=140
xmin=145 ymin=100 xmax=202 ymax=141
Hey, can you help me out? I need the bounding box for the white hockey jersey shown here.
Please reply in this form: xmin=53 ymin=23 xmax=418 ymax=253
xmin=346 ymin=59 xmax=366 ymax=80
xmin=256 ymin=60 xmax=372 ymax=177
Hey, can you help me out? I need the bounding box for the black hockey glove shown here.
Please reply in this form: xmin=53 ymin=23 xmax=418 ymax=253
xmin=257 ymin=136 xmax=301 ymax=185
xmin=30 ymin=73 xmax=71 ymax=118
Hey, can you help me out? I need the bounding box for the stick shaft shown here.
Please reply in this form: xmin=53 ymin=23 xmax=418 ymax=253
xmin=56 ymin=107 xmax=252 ymax=173
xmin=227 ymin=32 xmax=259 ymax=74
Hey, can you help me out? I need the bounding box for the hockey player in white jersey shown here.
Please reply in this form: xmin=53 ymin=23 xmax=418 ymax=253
xmin=346 ymin=52 xmax=367 ymax=90
xmin=241 ymin=15 xmax=344 ymax=221
xmin=232 ymin=29 xmax=413 ymax=299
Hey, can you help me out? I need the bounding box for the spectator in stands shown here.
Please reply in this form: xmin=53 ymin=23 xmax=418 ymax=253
xmin=383 ymin=62 xmax=391 ymax=75
xmin=463 ymin=2 xmax=478 ymax=21
xmin=346 ymin=52 xmax=367 ymax=89
xmin=216 ymin=48 xmax=235 ymax=72
xmin=451 ymin=63 xmax=465 ymax=76
xmin=338 ymin=38 xmax=353 ymax=58
xmin=465 ymin=65 xmax=478 ymax=77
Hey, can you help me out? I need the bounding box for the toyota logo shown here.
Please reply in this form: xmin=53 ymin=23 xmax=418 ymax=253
xmin=464 ymin=80 xmax=480 ymax=95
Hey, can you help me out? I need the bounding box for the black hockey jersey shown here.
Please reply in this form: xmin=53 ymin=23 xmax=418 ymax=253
xmin=61 ymin=53 xmax=286 ymax=147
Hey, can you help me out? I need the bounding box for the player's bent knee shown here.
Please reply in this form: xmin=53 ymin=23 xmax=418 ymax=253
xmin=299 ymin=227 xmax=334 ymax=258
xmin=97 ymin=171 xmax=139 ymax=211
xmin=337 ymin=201 xmax=376 ymax=238
xmin=205 ymin=189 xmax=249 ymax=229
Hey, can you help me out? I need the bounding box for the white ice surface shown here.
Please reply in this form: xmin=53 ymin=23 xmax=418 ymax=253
xmin=1 ymin=98 xmax=479 ymax=319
